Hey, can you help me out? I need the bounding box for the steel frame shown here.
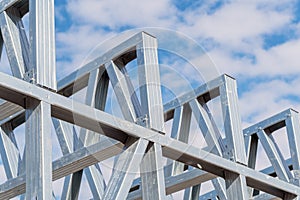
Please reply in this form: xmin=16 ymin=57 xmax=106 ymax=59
xmin=0 ymin=1 xmax=299 ymax=199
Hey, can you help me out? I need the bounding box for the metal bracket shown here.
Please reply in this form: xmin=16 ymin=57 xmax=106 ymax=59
xmin=135 ymin=114 xmax=149 ymax=127
xmin=293 ymin=170 xmax=300 ymax=180
xmin=23 ymin=69 xmax=35 ymax=84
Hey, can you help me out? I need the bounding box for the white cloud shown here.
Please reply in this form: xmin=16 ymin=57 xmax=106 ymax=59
xmin=206 ymin=48 xmax=253 ymax=77
xmin=66 ymin=0 xmax=177 ymax=29
xmin=206 ymin=36 xmax=300 ymax=80
xmin=253 ymin=38 xmax=300 ymax=75
xmin=56 ymin=26 xmax=116 ymax=80
xmin=178 ymin=1 xmax=293 ymax=48
xmin=239 ymin=78 xmax=300 ymax=124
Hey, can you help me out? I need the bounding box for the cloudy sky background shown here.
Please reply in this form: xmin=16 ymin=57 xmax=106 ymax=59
xmin=1 ymin=0 xmax=300 ymax=199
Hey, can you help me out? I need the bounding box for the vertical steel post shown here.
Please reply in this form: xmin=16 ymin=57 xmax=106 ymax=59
xmin=220 ymin=75 xmax=248 ymax=199
xmin=29 ymin=0 xmax=56 ymax=90
xmin=137 ymin=32 xmax=166 ymax=200
xmin=24 ymin=1 xmax=56 ymax=198
xmin=25 ymin=99 xmax=52 ymax=199
xmin=286 ymin=111 xmax=300 ymax=186
xmin=244 ymin=134 xmax=259 ymax=197
xmin=220 ymin=75 xmax=247 ymax=163
xmin=137 ymin=32 xmax=164 ymax=130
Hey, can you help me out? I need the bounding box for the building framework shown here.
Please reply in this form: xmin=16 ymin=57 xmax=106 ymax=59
xmin=0 ymin=0 xmax=299 ymax=199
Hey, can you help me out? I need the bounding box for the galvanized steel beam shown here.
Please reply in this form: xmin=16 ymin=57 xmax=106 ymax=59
xmin=29 ymin=0 xmax=56 ymax=90
xmin=219 ymin=75 xmax=247 ymax=164
xmin=25 ymin=99 xmax=52 ymax=199
xmin=128 ymin=169 xmax=217 ymax=199
xmin=286 ymin=111 xmax=300 ymax=186
xmin=137 ymin=33 xmax=166 ymax=200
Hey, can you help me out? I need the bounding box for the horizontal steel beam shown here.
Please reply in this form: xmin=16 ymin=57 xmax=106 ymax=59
xmin=0 ymin=75 xmax=72 ymax=125
xmin=0 ymin=138 xmax=123 ymax=199
xmin=0 ymin=72 xmax=299 ymax=198
xmin=162 ymin=143 xmax=298 ymax=198
xmin=0 ymin=72 xmax=221 ymax=126
xmin=0 ymin=69 xmax=231 ymax=128
xmin=127 ymin=169 xmax=217 ymax=199
xmin=129 ymin=158 xmax=293 ymax=199
xmin=0 ymin=73 xmax=228 ymax=126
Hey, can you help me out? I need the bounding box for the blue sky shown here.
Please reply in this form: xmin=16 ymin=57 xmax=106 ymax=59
xmin=1 ymin=0 xmax=300 ymax=199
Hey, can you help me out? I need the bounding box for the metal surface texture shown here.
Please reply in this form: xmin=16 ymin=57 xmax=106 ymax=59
xmin=0 ymin=1 xmax=299 ymax=200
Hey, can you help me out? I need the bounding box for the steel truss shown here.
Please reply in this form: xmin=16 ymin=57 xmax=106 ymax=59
xmin=0 ymin=0 xmax=299 ymax=199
